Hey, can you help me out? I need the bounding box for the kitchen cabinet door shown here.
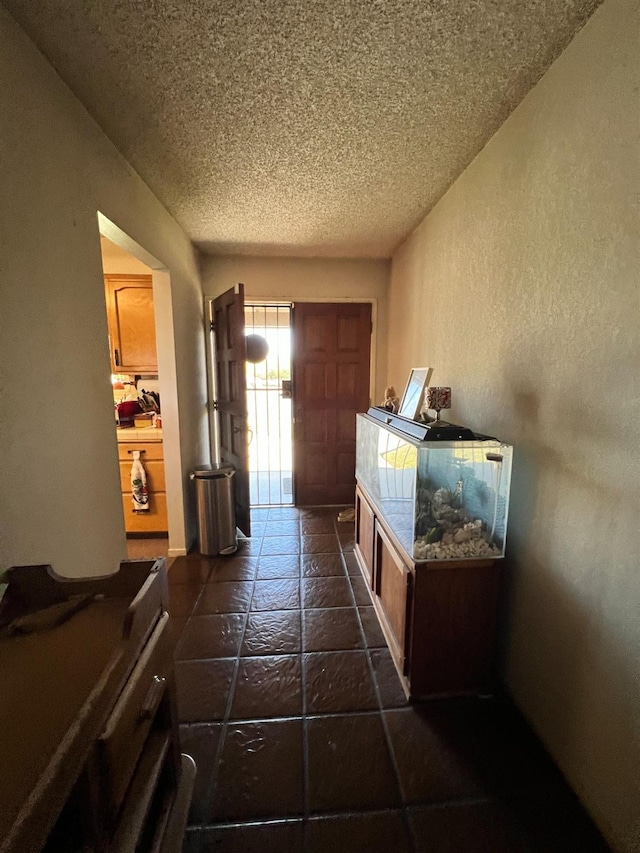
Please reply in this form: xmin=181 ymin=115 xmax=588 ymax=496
xmin=118 ymin=439 xmax=167 ymax=533
xmin=121 ymin=491 xmax=168 ymax=533
xmin=105 ymin=275 xmax=158 ymax=374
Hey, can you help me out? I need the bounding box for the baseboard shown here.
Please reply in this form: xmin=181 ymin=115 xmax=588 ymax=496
xmin=167 ymin=547 xmax=187 ymax=558
xmin=168 ymin=533 xmax=196 ymax=559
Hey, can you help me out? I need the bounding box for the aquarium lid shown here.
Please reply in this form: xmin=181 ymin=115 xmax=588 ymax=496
xmin=365 ymin=407 xmax=476 ymax=441
xmin=420 ymin=421 xmax=477 ymax=441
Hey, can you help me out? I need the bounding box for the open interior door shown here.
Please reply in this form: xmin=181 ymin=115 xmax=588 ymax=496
xmin=211 ymin=284 xmax=251 ymax=536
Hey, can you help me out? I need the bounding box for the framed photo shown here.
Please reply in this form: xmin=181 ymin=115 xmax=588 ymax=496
xmin=398 ymin=367 xmax=433 ymax=420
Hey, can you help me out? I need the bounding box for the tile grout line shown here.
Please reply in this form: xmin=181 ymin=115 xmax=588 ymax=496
xmin=299 ymin=534 xmax=312 ymax=845
xmin=178 ymin=561 xmax=231 ymax=840
xmin=196 ymin=553 xmax=261 ymax=832
xmin=178 ymin=582 xmax=221 ymax=844
xmin=339 ymin=534 xmax=420 ymax=853
xmin=304 ymin=514 xmax=345 ymax=844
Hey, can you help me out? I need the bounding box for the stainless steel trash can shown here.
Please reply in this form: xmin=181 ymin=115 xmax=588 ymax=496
xmin=190 ymin=464 xmax=237 ymax=555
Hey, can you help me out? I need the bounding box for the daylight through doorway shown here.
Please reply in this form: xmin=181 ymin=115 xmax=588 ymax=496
xmin=245 ymin=304 xmax=293 ymax=506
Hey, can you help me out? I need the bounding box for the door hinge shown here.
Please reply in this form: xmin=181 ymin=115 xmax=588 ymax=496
xmin=211 ymin=400 xmax=219 ymax=411
xmin=209 ymin=320 xmax=216 ymax=332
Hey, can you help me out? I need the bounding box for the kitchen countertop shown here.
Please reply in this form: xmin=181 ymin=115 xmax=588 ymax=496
xmin=116 ymin=427 xmax=163 ymax=442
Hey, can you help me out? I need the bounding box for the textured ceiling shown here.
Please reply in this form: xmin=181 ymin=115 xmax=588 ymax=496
xmin=5 ymin=0 xmax=601 ymax=258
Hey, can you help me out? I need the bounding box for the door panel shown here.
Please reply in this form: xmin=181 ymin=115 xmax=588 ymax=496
xmin=336 ymin=364 xmax=358 ymax=396
xmin=337 ymin=410 xmax=357 ymax=442
xmin=211 ymin=285 xmax=251 ymax=536
xmin=337 ymin=314 xmax=365 ymax=351
xmin=304 ymin=363 xmax=327 ymax=397
xmin=336 ymin=451 xmax=356 ymax=481
xmin=306 ymin=413 xmax=328 ymax=443
xmin=304 ymin=316 xmax=326 ymax=350
xmin=292 ymin=302 xmax=371 ymax=506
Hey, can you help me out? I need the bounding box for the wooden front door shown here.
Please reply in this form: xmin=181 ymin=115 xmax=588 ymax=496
xmin=292 ymin=302 xmax=371 ymax=506
xmin=212 ymin=284 xmax=251 ymax=536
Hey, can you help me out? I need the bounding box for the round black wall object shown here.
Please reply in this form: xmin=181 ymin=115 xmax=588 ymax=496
xmin=245 ymin=333 xmax=269 ymax=363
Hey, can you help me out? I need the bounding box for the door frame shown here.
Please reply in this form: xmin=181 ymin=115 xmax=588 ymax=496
xmin=98 ymin=212 xmax=188 ymax=557
xmin=244 ymin=301 xmax=294 ymax=507
xmin=203 ymin=292 xmax=379 ymax=506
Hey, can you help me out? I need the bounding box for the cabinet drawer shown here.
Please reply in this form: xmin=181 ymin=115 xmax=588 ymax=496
xmin=118 ymin=442 xmax=164 ymax=462
xmin=119 ymin=459 xmax=165 ymax=493
xmin=98 ymin=611 xmax=171 ymax=819
xmin=122 ymin=492 xmax=168 ymax=533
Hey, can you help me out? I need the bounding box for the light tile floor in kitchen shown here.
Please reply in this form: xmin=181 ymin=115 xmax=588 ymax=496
xmin=168 ymin=506 xmax=610 ymax=853
xmin=126 ymin=535 xmax=169 ymax=561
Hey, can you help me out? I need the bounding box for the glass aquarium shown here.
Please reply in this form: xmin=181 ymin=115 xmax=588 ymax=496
xmin=356 ymin=413 xmax=513 ymax=561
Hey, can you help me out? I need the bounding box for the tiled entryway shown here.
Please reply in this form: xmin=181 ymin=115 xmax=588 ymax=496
xmin=169 ymin=507 xmax=609 ymax=853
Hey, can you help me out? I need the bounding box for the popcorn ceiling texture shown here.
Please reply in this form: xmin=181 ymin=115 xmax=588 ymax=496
xmin=5 ymin=0 xmax=601 ymax=257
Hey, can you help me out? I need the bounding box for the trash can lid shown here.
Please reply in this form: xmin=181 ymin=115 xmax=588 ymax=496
xmin=191 ymin=463 xmax=236 ymax=479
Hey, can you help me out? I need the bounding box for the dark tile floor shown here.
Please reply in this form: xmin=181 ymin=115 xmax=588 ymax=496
xmin=169 ymin=506 xmax=609 ymax=853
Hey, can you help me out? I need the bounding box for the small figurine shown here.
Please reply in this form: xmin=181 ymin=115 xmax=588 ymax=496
xmin=381 ymin=386 xmax=400 ymax=413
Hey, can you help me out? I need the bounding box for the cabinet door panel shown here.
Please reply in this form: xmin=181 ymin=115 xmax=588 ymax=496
xmin=411 ymin=563 xmax=500 ymax=696
xmin=375 ymin=525 xmax=412 ymax=674
xmin=355 ymin=486 xmax=375 ymax=588
xmin=105 ymin=275 xmax=157 ymax=374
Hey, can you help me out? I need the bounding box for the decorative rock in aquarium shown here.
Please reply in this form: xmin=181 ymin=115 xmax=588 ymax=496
xmin=413 ymin=481 xmax=501 ymax=560
xmin=414 ymin=527 xmax=501 ymax=560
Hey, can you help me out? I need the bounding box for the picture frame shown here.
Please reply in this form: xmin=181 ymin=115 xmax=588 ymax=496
xmin=398 ymin=367 xmax=433 ymax=420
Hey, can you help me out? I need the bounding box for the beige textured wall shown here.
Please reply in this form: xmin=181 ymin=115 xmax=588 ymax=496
xmin=201 ymin=255 xmax=390 ymax=402
xmin=386 ymin=1 xmax=640 ymax=850
xmin=0 ymin=9 xmax=206 ymax=576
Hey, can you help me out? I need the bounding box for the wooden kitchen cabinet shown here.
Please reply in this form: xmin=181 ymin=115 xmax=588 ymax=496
xmin=105 ymin=275 xmax=158 ymax=374
xmin=354 ymin=482 xmax=501 ymax=699
xmin=118 ymin=439 xmax=168 ymax=534
xmin=0 ymin=559 xmax=195 ymax=853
